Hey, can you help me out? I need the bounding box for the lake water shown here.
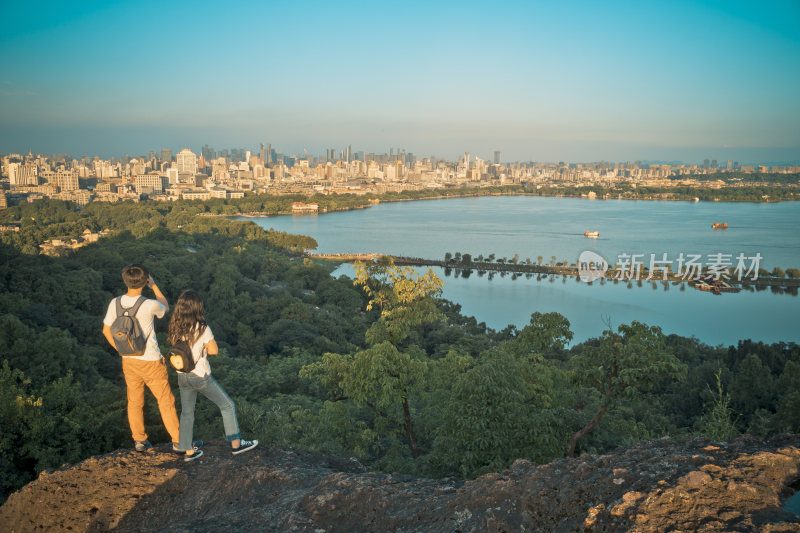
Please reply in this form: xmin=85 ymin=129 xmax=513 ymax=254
xmin=242 ymin=196 xmax=800 ymax=346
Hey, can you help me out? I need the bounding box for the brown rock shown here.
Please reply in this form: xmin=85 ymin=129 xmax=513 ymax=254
xmin=1 ymin=438 xmax=799 ymax=532
xmin=680 ymin=470 xmax=712 ymax=488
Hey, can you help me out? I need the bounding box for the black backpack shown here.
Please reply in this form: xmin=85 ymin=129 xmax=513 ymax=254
xmin=110 ymin=296 xmax=147 ymax=356
xmin=168 ymin=340 xmax=196 ymax=373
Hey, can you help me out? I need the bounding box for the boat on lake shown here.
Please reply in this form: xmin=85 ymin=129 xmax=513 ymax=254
xmin=712 ymin=222 xmax=728 ymax=229
xmin=693 ymin=280 xmax=713 ymax=292
xmin=584 ymin=230 xmax=599 ymax=238
xmin=692 ymin=277 xmax=741 ymax=294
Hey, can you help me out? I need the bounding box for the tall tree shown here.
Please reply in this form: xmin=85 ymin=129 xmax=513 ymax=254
xmin=301 ymin=259 xmax=444 ymax=458
xmin=565 ymin=321 xmax=685 ymax=457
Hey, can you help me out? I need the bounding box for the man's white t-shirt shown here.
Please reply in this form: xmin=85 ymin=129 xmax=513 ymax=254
xmin=103 ymin=295 xmax=167 ymax=362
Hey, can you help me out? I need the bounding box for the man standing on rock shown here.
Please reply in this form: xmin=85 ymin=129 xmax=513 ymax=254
xmin=102 ymin=264 xmax=180 ymax=452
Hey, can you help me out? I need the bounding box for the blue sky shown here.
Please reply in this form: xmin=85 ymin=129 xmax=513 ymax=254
xmin=1 ymin=0 xmax=799 ymax=163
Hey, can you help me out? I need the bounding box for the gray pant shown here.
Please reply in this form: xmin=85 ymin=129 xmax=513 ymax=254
xmin=177 ymin=372 xmax=240 ymax=451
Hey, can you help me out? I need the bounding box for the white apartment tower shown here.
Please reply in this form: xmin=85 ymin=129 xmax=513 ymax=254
xmin=176 ymin=148 xmax=197 ymax=175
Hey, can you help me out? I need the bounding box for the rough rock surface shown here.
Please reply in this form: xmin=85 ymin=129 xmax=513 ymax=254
xmin=1 ymin=436 xmax=799 ymax=532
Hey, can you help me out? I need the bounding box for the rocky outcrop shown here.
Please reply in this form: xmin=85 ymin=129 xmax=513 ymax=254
xmin=1 ymin=436 xmax=799 ymax=532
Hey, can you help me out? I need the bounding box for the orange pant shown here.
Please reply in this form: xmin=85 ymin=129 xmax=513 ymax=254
xmin=122 ymin=357 xmax=180 ymax=443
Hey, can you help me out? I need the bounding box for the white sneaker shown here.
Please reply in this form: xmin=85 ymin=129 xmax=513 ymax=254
xmin=184 ymin=449 xmax=203 ymax=462
xmin=232 ymin=439 xmax=258 ymax=455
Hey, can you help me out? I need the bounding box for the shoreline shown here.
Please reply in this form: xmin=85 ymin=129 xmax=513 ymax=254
xmin=222 ymin=187 xmax=798 ymax=219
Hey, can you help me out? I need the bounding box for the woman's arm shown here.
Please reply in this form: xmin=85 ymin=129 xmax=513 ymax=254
xmin=204 ymin=339 xmax=218 ymax=356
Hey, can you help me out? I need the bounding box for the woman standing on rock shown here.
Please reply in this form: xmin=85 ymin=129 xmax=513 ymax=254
xmin=168 ymin=290 xmax=258 ymax=461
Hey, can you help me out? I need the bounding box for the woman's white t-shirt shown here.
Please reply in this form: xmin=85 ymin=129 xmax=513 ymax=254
xmin=187 ymin=325 xmax=214 ymax=377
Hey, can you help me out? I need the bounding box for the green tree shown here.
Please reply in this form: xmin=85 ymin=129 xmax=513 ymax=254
xmin=729 ymin=353 xmax=774 ymax=416
xmin=694 ymin=368 xmax=738 ymax=441
xmin=506 ymin=312 xmax=573 ymax=357
xmin=565 ymin=321 xmax=685 ymax=456
xmin=0 ymin=362 xmax=42 ymax=498
xmin=431 ymin=351 xmax=562 ymax=477
xmin=301 ymin=259 xmax=444 ymax=458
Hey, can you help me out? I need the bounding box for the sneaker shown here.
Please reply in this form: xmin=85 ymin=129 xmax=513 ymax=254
xmin=134 ymin=439 xmax=152 ymax=452
xmin=232 ymin=439 xmax=258 ymax=455
xmin=184 ymin=449 xmax=203 ymax=462
xmin=173 ymin=440 xmax=203 ymax=454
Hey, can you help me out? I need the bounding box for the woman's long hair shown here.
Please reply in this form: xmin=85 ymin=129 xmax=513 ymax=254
xmin=168 ymin=290 xmax=207 ymax=345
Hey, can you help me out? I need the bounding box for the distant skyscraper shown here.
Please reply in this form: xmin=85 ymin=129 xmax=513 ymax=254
xmin=176 ymin=148 xmax=197 ymax=175
xmin=703 ymin=159 xmax=710 ymax=169
xmin=8 ymin=162 xmax=37 ymax=186
xmin=345 ymin=145 xmax=351 ymax=163
xmin=201 ymin=145 xmax=214 ymax=162
xmin=160 ymin=149 xmax=172 ymax=163
xmin=711 ymin=159 xmax=717 ymax=168
xmin=464 ymin=152 xmax=470 ymax=168
xmin=494 ymin=150 xmax=502 ymax=164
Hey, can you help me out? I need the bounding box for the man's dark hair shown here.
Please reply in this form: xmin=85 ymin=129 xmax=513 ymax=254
xmin=122 ymin=264 xmax=149 ymax=289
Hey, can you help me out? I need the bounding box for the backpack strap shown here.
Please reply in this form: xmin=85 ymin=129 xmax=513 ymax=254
xmin=127 ymin=296 xmax=146 ymax=317
xmin=117 ymin=295 xmax=146 ymax=317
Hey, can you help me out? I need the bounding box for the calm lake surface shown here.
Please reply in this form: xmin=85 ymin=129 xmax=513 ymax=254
xmin=242 ymin=196 xmax=800 ymax=346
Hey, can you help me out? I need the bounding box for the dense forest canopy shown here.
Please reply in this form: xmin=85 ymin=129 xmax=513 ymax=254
xmin=1 ymin=198 xmax=798 ymax=503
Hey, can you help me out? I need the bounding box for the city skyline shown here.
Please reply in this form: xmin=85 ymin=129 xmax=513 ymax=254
xmin=1 ymin=1 xmax=799 ymax=164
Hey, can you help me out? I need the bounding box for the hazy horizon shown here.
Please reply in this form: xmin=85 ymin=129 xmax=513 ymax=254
xmin=2 ymin=1 xmax=799 ymax=164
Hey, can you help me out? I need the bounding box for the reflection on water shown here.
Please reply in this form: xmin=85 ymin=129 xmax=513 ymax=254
xmin=248 ymin=196 xmax=800 ymax=346
xmin=438 ymin=267 xmax=799 ymax=296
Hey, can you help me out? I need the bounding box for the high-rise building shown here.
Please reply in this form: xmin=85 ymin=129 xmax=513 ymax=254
xmin=703 ymin=159 xmax=710 ymax=169
xmin=160 ymin=149 xmax=172 ymax=163
xmin=52 ymin=170 xmax=79 ymax=191
xmin=201 ymin=145 xmax=214 ymax=162
xmin=166 ymin=168 xmax=179 ymax=184
xmin=134 ymin=173 xmax=163 ymax=194
xmin=176 ymin=149 xmax=197 ymax=175
xmin=345 ymin=145 xmax=351 ymax=163
xmin=8 ymin=163 xmax=38 ymax=186
xmin=711 ymin=159 xmax=717 ymax=168
xmin=494 ymin=150 xmax=502 ymax=164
